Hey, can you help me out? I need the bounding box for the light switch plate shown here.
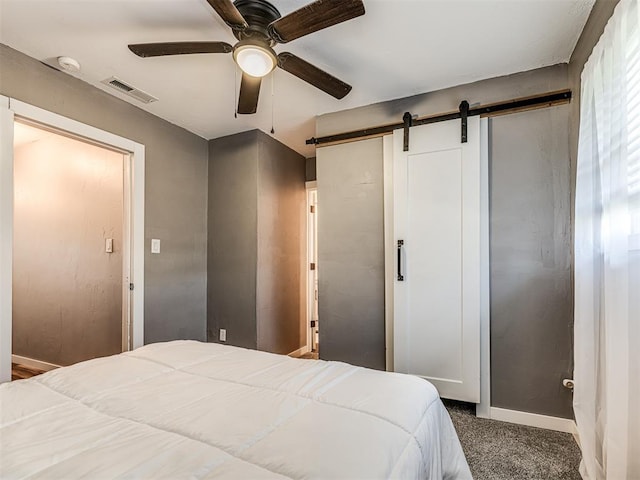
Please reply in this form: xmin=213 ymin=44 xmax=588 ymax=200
xmin=151 ymin=239 xmax=161 ymax=254
xmin=105 ymin=238 xmax=113 ymax=253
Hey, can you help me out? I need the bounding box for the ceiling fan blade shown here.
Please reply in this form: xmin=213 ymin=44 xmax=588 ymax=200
xmin=238 ymin=73 xmax=262 ymax=114
xmin=205 ymin=0 xmax=248 ymax=30
xmin=277 ymin=52 xmax=351 ymax=99
xmin=268 ymin=0 xmax=364 ymax=43
xmin=128 ymin=42 xmax=233 ymax=57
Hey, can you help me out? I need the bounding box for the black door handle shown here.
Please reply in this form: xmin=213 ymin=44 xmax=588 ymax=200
xmin=397 ymin=240 xmax=404 ymax=281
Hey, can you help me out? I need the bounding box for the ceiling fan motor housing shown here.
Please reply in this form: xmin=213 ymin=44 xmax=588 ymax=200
xmin=233 ymin=0 xmax=281 ymax=44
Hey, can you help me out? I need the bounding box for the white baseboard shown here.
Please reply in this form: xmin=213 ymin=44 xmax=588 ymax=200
xmin=490 ymin=407 xmax=577 ymax=434
xmin=12 ymin=354 xmax=60 ymax=372
xmin=288 ymin=345 xmax=311 ymax=357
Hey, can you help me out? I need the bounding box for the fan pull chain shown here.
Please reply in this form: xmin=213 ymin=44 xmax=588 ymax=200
xmin=234 ymin=66 xmax=238 ymax=119
xmin=270 ymin=73 xmax=275 ymax=134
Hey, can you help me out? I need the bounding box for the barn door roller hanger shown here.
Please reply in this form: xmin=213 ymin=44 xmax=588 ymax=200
xmin=402 ymin=100 xmax=470 ymax=151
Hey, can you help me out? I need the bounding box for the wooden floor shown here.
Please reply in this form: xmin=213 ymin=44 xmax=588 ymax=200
xmin=298 ymin=352 xmax=319 ymax=360
xmin=11 ymin=363 xmax=45 ymax=381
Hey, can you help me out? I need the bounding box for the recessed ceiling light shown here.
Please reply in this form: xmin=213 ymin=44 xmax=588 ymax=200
xmin=57 ymin=56 xmax=80 ymax=72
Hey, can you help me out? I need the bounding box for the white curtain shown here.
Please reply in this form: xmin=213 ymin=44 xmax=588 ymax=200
xmin=575 ymin=0 xmax=640 ymax=478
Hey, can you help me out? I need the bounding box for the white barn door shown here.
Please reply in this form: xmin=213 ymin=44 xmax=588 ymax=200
xmin=391 ymin=117 xmax=484 ymax=402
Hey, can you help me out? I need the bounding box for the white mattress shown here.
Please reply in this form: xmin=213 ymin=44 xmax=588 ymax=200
xmin=1 ymin=341 xmax=471 ymax=479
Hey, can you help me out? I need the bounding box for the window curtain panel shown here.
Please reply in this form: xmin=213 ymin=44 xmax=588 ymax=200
xmin=575 ymin=0 xmax=640 ymax=478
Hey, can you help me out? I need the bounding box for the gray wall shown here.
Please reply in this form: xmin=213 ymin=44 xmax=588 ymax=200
xmin=490 ymin=106 xmax=572 ymax=417
xmin=305 ymin=157 xmax=317 ymax=181
xmin=208 ymin=130 xmax=305 ymax=354
xmin=13 ymin=130 xmax=123 ymax=365
xmin=208 ymin=131 xmax=259 ymax=349
xmin=316 ymin=138 xmax=385 ymax=370
xmin=316 ymin=64 xmax=574 ymax=417
xmin=1 ymin=44 xmax=209 ymax=345
xmin=256 ymin=131 xmax=306 ymax=354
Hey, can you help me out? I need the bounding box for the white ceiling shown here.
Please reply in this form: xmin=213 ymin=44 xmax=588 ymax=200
xmin=0 ymin=0 xmax=594 ymax=158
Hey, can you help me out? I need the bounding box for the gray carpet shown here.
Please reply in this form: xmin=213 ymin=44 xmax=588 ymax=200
xmin=443 ymin=400 xmax=582 ymax=480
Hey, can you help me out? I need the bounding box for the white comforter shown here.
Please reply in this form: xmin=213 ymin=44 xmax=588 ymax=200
xmin=1 ymin=341 xmax=471 ymax=479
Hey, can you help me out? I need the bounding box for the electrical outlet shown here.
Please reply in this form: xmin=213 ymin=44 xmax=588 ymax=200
xmin=219 ymin=329 xmax=226 ymax=342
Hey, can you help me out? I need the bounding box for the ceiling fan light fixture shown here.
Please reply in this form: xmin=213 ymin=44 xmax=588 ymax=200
xmin=233 ymin=43 xmax=276 ymax=78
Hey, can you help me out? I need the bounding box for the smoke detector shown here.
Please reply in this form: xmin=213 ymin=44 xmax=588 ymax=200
xmin=57 ymin=56 xmax=81 ymax=72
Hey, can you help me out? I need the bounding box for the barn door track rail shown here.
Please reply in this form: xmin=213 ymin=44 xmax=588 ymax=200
xmin=306 ymin=89 xmax=571 ymax=151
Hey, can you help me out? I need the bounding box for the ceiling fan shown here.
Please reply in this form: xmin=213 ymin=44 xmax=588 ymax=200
xmin=128 ymin=0 xmax=365 ymax=114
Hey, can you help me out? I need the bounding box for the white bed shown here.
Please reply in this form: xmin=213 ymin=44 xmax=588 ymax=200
xmin=1 ymin=341 xmax=471 ymax=479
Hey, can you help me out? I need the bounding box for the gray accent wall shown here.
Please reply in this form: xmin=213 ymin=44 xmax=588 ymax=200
xmin=256 ymin=131 xmax=306 ymax=354
xmin=316 ymin=139 xmax=385 ymax=370
xmin=208 ymin=131 xmax=259 ymax=349
xmin=305 ymin=157 xmax=317 ymax=181
xmin=1 ymin=44 xmax=209 ymax=346
xmin=208 ymin=130 xmax=305 ymax=355
xmin=490 ymin=106 xmax=572 ymax=417
xmin=315 ymin=64 xmax=575 ymax=417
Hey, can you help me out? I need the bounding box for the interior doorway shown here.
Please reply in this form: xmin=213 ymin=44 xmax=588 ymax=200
xmin=0 ymin=96 xmax=145 ymax=384
xmin=306 ymin=184 xmax=319 ymax=357
xmin=12 ymin=121 xmax=129 ymax=375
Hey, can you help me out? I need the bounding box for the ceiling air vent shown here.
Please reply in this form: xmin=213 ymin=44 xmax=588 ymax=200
xmin=101 ymin=76 xmax=158 ymax=104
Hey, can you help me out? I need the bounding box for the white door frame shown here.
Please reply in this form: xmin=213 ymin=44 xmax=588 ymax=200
xmin=382 ymin=118 xmax=490 ymax=416
xmin=305 ymin=181 xmax=318 ymax=354
xmin=0 ymin=95 xmax=145 ymax=383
